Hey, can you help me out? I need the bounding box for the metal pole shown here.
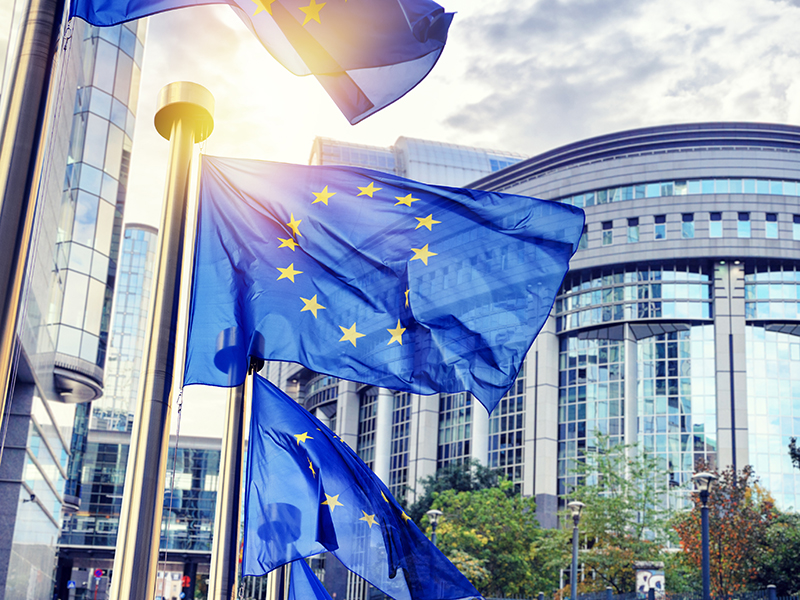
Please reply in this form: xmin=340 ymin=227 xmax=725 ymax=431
xmin=431 ymin=521 xmax=437 ymax=547
xmin=0 ymin=0 xmax=63 ymax=442
xmin=109 ymin=82 xmax=213 ymax=600
xmin=570 ymin=515 xmax=579 ymax=600
xmin=701 ymin=491 xmax=711 ymax=600
xmin=208 ymin=353 xmax=251 ymax=600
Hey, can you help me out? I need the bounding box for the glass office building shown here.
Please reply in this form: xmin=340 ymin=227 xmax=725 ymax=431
xmin=0 ymin=17 xmax=146 ymax=600
xmin=268 ymin=123 xmax=800 ymax=536
xmin=309 ymin=136 xmax=527 ymax=187
xmin=91 ymin=224 xmax=158 ymax=432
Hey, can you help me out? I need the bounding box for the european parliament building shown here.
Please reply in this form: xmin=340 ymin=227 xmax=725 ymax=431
xmin=268 ymin=122 xmax=800 ymax=528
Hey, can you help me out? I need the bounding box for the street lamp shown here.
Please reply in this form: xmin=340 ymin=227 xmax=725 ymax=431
xmin=567 ymin=501 xmax=585 ymax=600
xmin=692 ymin=472 xmax=718 ymax=600
xmin=426 ymin=509 xmax=443 ymax=547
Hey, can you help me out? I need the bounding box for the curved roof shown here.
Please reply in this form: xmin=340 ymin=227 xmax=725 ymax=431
xmin=470 ymin=122 xmax=800 ymax=191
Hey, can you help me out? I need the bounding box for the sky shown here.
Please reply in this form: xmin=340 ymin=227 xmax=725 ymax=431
xmin=3 ymin=0 xmax=800 ymax=435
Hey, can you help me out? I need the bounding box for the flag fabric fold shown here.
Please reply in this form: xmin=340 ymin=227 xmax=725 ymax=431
xmin=67 ymin=0 xmax=452 ymax=124
xmin=184 ymin=156 xmax=584 ymax=413
xmin=288 ymin=560 xmax=335 ymax=600
xmin=243 ymin=374 xmax=481 ymax=600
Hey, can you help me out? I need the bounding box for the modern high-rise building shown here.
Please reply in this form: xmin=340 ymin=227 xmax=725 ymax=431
xmin=309 ymin=136 xmax=527 ymax=187
xmin=268 ymin=122 xmax=800 ymax=531
xmin=0 ymin=17 xmax=146 ymax=600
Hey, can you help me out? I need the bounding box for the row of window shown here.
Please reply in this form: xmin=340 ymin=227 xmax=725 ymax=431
xmin=559 ymin=177 xmax=800 ymax=209
xmin=590 ymin=212 xmax=800 ymax=247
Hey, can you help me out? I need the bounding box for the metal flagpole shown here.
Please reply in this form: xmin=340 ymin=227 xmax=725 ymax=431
xmin=0 ymin=0 xmax=64 ymax=446
xmin=209 ymin=327 xmax=260 ymax=600
xmin=109 ymin=82 xmax=213 ymax=600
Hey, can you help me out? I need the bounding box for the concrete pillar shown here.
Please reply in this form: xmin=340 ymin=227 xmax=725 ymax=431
xmin=336 ymin=380 xmax=360 ymax=446
xmin=471 ymin=394 xmax=489 ymax=467
xmin=712 ymin=261 xmax=749 ymax=471
xmin=373 ymin=388 xmax=394 ymax=483
xmin=528 ymin=316 xmax=560 ymax=528
xmin=407 ymin=394 xmax=439 ymax=503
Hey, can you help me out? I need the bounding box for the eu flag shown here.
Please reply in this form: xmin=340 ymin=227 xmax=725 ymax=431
xmin=184 ymin=156 xmax=584 ymax=413
xmin=68 ymin=0 xmax=452 ymax=124
xmin=243 ymin=374 xmax=481 ymax=600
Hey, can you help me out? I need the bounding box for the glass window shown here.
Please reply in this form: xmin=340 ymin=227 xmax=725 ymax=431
xmin=119 ymin=26 xmax=137 ymax=58
xmin=578 ymin=226 xmax=588 ymax=250
xmin=61 ymin=272 xmax=89 ymax=328
xmin=794 ymin=215 xmax=800 ymax=241
xmin=654 ymin=215 xmax=666 ymax=240
xmin=89 ymin=88 xmax=112 ymax=119
xmin=682 ymin=214 xmax=694 ymax=239
xmin=738 ymin=212 xmax=751 ymax=238
xmin=765 ymin=213 xmax=778 ymax=239
xmin=73 ymin=191 xmax=99 ymax=246
xmin=710 ymin=212 xmax=722 ymax=238
xmin=628 ymin=218 xmax=639 ymax=243
xmin=82 ymin=113 xmax=109 ymax=170
xmin=602 ymin=221 xmax=613 ymax=246
xmin=113 ymin=52 xmax=133 ymax=104
xmin=68 ymin=243 xmax=92 ymax=275
xmin=103 ymin=124 xmax=124 ymax=179
xmin=57 ymin=325 xmax=82 ymax=355
xmin=94 ymin=201 xmax=115 ymax=254
xmin=93 ymin=40 xmax=118 ymax=94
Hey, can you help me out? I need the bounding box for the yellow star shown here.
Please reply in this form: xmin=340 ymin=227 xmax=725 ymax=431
xmin=250 ymin=0 xmax=275 ymax=15
xmin=322 ymin=493 xmax=343 ymax=511
xmin=277 ymin=263 xmax=303 ymax=282
xmin=381 ymin=491 xmax=389 ymax=503
xmin=298 ymin=0 xmax=325 ymax=25
xmin=312 ymin=185 xmax=336 ymax=205
xmin=415 ymin=214 xmax=441 ymax=231
xmin=401 ymin=511 xmax=411 ymax=523
xmin=394 ymin=193 xmax=419 ymax=207
xmin=308 ymin=458 xmax=316 ymax=477
xmin=339 ymin=323 xmax=365 ymax=347
xmin=357 ymin=182 xmax=382 ymax=197
xmin=359 ymin=511 xmax=378 ymax=528
xmin=278 ymin=237 xmax=299 ymax=251
xmin=286 ymin=213 xmax=302 ymax=238
xmin=387 ymin=320 xmax=406 ymax=346
xmin=300 ymin=295 xmax=326 ymax=318
xmin=405 ymin=288 xmax=410 ymax=308
xmin=294 ymin=432 xmax=313 ymax=445
xmin=410 ymin=244 xmax=437 ymax=266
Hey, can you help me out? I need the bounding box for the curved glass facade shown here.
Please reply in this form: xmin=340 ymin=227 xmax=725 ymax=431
xmin=556 ymin=265 xmax=713 ymax=333
xmin=53 ymin=21 xmax=145 ymax=382
xmin=746 ymin=326 xmax=800 ymax=510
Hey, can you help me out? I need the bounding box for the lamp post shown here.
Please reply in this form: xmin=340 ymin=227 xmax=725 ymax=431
xmin=426 ymin=509 xmax=443 ymax=547
xmin=692 ymin=472 xmax=717 ymax=600
xmin=567 ymin=501 xmax=585 ymax=600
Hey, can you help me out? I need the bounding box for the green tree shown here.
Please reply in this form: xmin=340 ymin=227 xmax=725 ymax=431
xmin=753 ymin=511 xmax=800 ymax=595
xmin=429 ymin=480 xmax=564 ymax=597
xmin=566 ymin=435 xmax=670 ymax=593
xmin=672 ymin=464 xmax=775 ymax=597
xmin=406 ymin=459 xmax=506 ymax=524
xmin=788 ymin=437 xmax=800 ymax=470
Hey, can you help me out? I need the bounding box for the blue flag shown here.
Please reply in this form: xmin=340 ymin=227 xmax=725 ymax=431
xmin=184 ymin=156 xmax=584 ymax=413
xmin=243 ymin=374 xmax=481 ymax=600
xmin=288 ymin=560 xmax=334 ymax=600
xmin=68 ymin=0 xmax=452 ymax=124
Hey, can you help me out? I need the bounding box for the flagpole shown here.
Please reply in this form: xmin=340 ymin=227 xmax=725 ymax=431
xmin=110 ymin=81 xmax=213 ymax=600
xmin=209 ymin=329 xmax=258 ymax=600
xmin=0 ymin=0 xmax=64 ymax=445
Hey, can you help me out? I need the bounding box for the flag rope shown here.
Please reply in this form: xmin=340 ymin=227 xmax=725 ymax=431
xmin=158 ymin=387 xmax=184 ymax=592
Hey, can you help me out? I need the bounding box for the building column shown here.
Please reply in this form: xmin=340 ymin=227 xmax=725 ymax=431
xmin=373 ymin=388 xmax=394 ymax=483
xmin=471 ymin=395 xmax=489 ymax=467
xmin=712 ymin=261 xmax=749 ymax=472
xmin=336 ymin=380 xmax=360 ymax=446
xmin=624 ymin=323 xmax=639 ymax=448
xmin=527 ymin=316 xmax=559 ymax=528
xmin=406 ymin=394 xmax=438 ymax=503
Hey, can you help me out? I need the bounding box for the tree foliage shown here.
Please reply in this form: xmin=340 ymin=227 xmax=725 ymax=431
xmin=788 ymin=437 xmax=800 ymax=471
xmin=406 ymin=459 xmax=507 ymax=524
xmin=753 ymin=511 xmax=800 ymax=595
xmin=429 ymin=480 xmax=564 ymax=597
xmin=567 ymin=435 xmax=669 ymax=593
xmin=672 ymin=464 xmax=775 ymax=597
